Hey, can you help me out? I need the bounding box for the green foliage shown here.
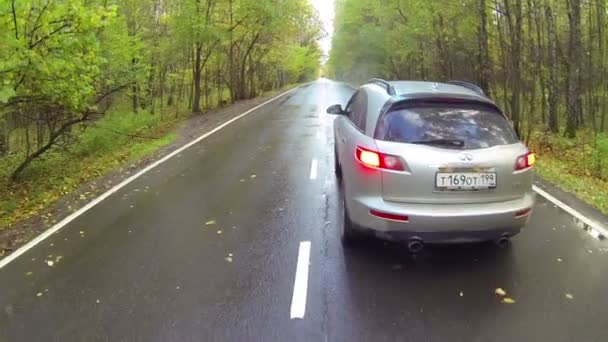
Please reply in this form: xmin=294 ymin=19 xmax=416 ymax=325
xmin=0 ymin=0 xmax=321 ymax=229
xmin=0 ymin=1 xmax=128 ymax=110
xmin=1 ymin=0 xmax=321 ymax=178
xmin=74 ymin=111 xmax=164 ymax=157
xmin=0 ymin=108 xmax=178 ymax=229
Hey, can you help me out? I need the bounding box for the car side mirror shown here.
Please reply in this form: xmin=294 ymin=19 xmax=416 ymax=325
xmin=327 ymin=104 xmax=345 ymax=115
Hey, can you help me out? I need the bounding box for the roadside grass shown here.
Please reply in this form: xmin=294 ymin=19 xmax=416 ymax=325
xmin=0 ymin=109 xmax=179 ymax=230
xmin=529 ymin=129 xmax=608 ymax=215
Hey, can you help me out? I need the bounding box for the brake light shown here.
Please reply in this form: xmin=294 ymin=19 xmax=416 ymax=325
xmin=355 ymin=146 xmax=405 ymax=171
xmin=358 ymin=149 xmax=380 ymax=167
xmin=515 ymin=152 xmax=536 ymax=171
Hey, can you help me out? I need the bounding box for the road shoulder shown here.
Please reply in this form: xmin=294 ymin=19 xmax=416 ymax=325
xmin=534 ymin=175 xmax=608 ymax=232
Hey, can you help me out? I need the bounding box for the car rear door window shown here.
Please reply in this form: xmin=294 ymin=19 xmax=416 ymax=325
xmin=345 ymin=91 xmax=367 ymax=131
xmin=375 ymin=103 xmax=519 ymax=149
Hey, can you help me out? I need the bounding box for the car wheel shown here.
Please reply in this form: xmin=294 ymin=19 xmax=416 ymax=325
xmin=341 ymin=196 xmax=359 ymax=245
xmin=334 ymin=144 xmax=342 ymax=180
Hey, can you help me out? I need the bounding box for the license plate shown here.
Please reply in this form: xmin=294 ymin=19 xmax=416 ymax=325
xmin=436 ymin=172 xmax=497 ymax=190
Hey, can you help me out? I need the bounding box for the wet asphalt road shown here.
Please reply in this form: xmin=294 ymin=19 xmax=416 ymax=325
xmin=1 ymin=80 xmax=608 ymax=342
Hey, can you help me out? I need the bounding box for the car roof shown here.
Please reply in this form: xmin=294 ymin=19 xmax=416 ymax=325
xmin=365 ymin=79 xmax=485 ymax=98
xmin=365 ymin=80 xmax=496 ymax=107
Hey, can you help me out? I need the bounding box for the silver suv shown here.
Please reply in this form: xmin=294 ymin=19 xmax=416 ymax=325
xmin=327 ymin=80 xmax=536 ymax=252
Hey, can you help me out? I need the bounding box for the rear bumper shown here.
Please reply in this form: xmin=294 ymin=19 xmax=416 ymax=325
xmin=347 ymin=192 xmax=536 ymax=243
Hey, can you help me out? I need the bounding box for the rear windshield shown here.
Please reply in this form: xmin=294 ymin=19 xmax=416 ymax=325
xmin=375 ymin=103 xmax=519 ymax=149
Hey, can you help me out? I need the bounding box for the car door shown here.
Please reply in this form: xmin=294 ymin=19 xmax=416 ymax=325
xmin=334 ymin=91 xmax=359 ymax=168
xmin=338 ymin=88 xmax=385 ymax=224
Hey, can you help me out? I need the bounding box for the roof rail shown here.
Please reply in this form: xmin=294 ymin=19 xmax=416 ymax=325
xmin=366 ymin=78 xmax=396 ymax=96
xmin=446 ymin=81 xmax=486 ymax=97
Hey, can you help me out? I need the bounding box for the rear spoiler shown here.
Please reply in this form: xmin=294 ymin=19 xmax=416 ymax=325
xmin=382 ymin=93 xmax=501 ymax=114
xmin=445 ymin=81 xmax=487 ymax=97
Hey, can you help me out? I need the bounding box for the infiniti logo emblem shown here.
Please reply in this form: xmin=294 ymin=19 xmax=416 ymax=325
xmin=460 ymin=153 xmax=473 ymax=161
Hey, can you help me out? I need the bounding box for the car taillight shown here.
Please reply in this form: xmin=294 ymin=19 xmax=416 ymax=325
xmin=515 ymin=152 xmax=536 ymax=171
xmin=355 ymin=146 xmax=405 ymax=171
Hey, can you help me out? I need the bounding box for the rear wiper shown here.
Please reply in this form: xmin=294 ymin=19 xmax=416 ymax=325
xmin=410 ymin=139 xmax=465 ymax=147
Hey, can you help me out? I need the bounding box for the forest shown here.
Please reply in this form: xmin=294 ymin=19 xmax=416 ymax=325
xmin=329 ymin=0 xmax=608 ymax=213
xmin=0 ymin=0 xmax=321 ymax=228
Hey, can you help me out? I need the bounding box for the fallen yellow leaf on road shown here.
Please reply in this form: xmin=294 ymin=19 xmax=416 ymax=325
xmin=495 ymin=288 xmax=507 ymax=296
xmin=565 ymin=293 xmax=574 ymax=299
xmin=217 ymin=230 xmax=222 ymax=234
xmin=205 ymin=220 xmax=216 ymax=225
xmin=250 ymin=174 xmax=257 ymax=179
xmin=501 ymin=297 xmax=516 ymax=304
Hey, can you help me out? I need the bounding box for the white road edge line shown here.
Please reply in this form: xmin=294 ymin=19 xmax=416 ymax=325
xmin=309 ymin=158 xmax=318 ymax=180
xmin=0 ymin=86 xmax=301 ymax=270
xmin=290 ymin=241 xmax=311 ymax=319
xmin=533 ymin=185 xmax=608 ymax=238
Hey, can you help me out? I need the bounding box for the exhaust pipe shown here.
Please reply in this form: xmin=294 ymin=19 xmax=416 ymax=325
xmin=494 ymin=234 xmax=510 ymax=248
xmin=407 ymin=238 xmax=424 ymax=253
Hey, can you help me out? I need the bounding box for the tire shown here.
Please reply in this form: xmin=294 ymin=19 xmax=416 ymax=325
xmin=341 ymin=197 xmax=359 ymax=246
xmin=334 ymin=144 xmax=342 ymax=180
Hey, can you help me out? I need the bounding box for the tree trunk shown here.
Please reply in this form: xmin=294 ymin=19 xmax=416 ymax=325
xmin=131 ymin=58 xmax=139 ymax=114
xmin=525 ymin=0 xmax=536 ymax=143
xmin=477 ymin=0 xmax=492 ymax=96
xmin=159 ymin=65 xmax=166 ymax=118
xmin=0 ymin=121 xmax=7 ymax=156
xmin=565 ymin=0 xmax=582 ymax=138
xmin=229 ymin=0 xmax=235 ymax=103
xmin=167 ymin=65 xmax=176 ymax=107
xmin=192 ymin=44 xmax=203 ymax=113
xmin=216 ymin=57 xmax=223 ymax=106
xmin=504 ymin=0 xmax=523 ymax=137
xmin=204 ymin=64 xmax=210 ymax=109
xmin=533 ymin=0 xmax=547 ymax=125
xmin=546 ymin=4 xmax=559 ymax=133
xmin=597 ymin=0 xmax=607 ymax=132
xmin=238 ymin=34 xmax=260 ymax=100
xmin=496 ymin=4 xmax=510 ymax=114
xmin=433 ymin=13 xmax=452 ymax=79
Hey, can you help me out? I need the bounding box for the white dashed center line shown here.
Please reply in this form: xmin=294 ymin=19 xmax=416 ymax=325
xmin=309 ymin=159 xmax=318 ymax=180
xmin=290 ymin=241 xmax=311 ymax=319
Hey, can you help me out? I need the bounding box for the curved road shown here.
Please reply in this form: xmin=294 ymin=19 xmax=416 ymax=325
xmin=1 ymin=81 xmax=608 ymax=341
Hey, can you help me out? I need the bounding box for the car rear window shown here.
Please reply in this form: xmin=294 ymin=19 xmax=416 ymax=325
xmin=375 ymin=103 xmax=519 ymax=149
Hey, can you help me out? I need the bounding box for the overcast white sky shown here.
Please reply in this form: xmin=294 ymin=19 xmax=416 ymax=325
xmin=309 ymin=0 xmax=335 ymax=64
